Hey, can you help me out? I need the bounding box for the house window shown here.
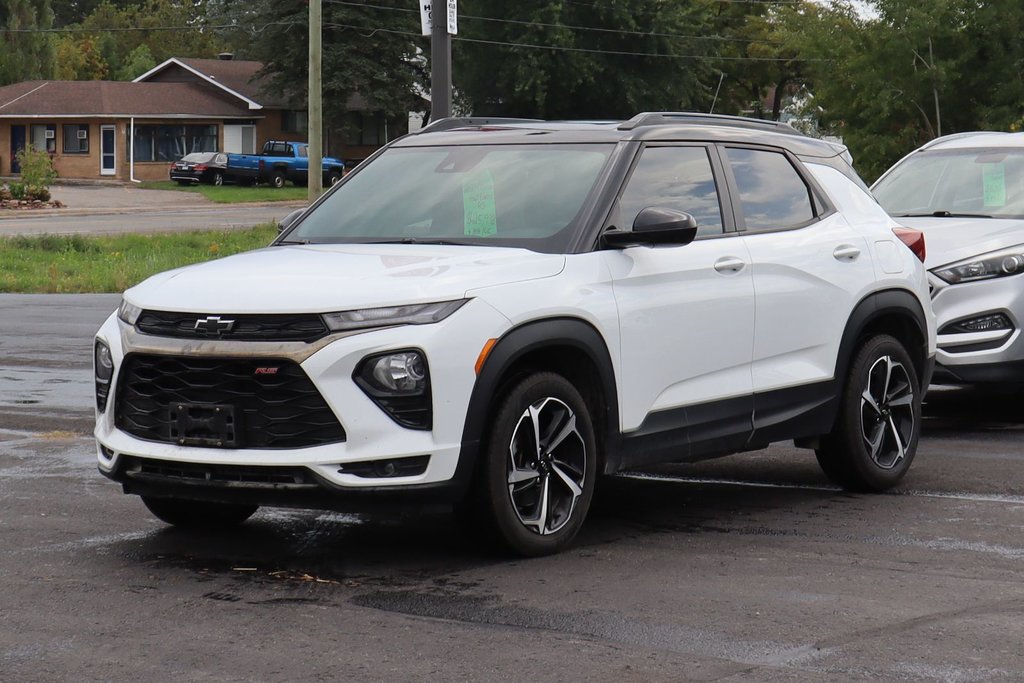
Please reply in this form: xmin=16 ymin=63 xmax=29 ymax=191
xmin=342 ymin=113 xmax=387 ymax=146
xmin=30 ymin=124 xmax=57 ymax=153
xmin=132 ymin=124 xmax=218 ymax=162
xmin=63 ymin=124 xmax=90 ymax=153
xmin=282 ymin=110 xmax=307 ymax=133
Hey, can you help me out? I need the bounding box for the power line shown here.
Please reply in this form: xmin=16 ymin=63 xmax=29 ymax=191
xmin=323 ymin=20 xmax=823 ymax=62
xmin=323 ymin=0 xmax=789 ymax=45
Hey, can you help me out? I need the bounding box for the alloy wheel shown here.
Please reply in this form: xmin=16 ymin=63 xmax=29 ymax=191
xmin=860 ymin=355 xmax=916 ymax=469
xmin=507 ymin=397 xmax=587 ymax=535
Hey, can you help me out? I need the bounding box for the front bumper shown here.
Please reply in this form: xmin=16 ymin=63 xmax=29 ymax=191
xmin=93 ymin=300 xmax=510 ymax=506
xmin=930 ymin=273 xmax=1024 ymax=383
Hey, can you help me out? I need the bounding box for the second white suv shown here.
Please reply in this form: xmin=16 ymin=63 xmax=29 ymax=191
xmin=94 ymin=113 xmax=936 ymax=556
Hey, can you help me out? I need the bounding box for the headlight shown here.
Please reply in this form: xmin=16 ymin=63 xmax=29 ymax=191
xmin=94 ymin=340 xmax=114 ymax=412
xmin=933 ymin=245 xmax=1024 ymax=284
xmin=354 ymin=350 xmax=431 ymax=429
xmin=322 ymin=300 xmax=466 ymax=332
xmin=117 ymin=299 xmax=142 ymax=325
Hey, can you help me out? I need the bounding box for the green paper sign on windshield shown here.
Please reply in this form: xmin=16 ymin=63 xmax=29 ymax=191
xmin=982 ymin=163 xmax=1006 ymax=207
xmin=463 ymin=171 xmax=498 ymax=237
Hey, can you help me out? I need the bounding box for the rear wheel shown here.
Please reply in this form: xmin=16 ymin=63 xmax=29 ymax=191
xmin=141 ymin=496 xmax=258 ymax=529
xmin=473 ymin=372 xmax=597 ymax=556
xmin=271 ymin=170 xmax=287 ymax=188
xmin=212 ymin=171 xmax=224 ymax=186
xmin=816 ymin=334 xmax=921 ymax=491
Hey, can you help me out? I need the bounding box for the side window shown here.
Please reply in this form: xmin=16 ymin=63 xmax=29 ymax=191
xmin=725 ymin=147 xmax=815 ymax=231
xmin=616 ymin=146 xmax=724 ymax=237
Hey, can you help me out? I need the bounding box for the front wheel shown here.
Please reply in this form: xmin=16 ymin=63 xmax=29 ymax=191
xmin=816 ymin=334 xmax=922 ymax=491
xmin=141 ymin=496 xmax=258 ymax=529
xmin=327 ymin=171 xmax=343 ymax=186
xmin=474 ymin=372 xmax=597 ymax=556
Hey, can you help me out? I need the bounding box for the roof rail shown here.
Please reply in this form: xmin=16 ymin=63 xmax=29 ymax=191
xmin=416 ymin=117 xmax=544 ymax=134
xmin=619 ymin=112 xmax=802 ymax=136
xmin=919 ymin=130 xmax=1001 ymax=150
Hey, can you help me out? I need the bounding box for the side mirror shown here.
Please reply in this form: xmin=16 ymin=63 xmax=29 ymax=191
xmin=602 ymin=207 xmax=699 ymax=248
xmin=278 ymin=208 xmax=305 ymax=234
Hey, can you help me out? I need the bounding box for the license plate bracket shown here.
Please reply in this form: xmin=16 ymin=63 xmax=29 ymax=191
xmin=169 ymin=403 xmax=237 ymax=447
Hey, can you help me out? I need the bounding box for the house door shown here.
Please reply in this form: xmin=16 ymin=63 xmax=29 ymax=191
xmin=100 ymin=125 xmax=116 ymax=176
xmin=10 ymin=125 xmax=26 ymax=174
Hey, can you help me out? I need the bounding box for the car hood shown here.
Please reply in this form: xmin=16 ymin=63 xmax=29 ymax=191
xmin=894 ymin=217 xmax=1024 ymax=268
xmin=125 ymin=244 xmax=565 ymax=313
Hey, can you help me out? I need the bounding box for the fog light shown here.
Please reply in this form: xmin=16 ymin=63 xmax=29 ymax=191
xmin=354 ymin=350 xmax=432 ymax=429
xmin=940 ymin=313 xmax=1013 ymax=334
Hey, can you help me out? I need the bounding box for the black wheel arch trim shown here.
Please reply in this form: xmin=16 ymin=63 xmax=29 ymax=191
xmin=453 ymin=317 xmax=621 ymax=496
xmin=836 ymin=288 xmax=931 ymax=391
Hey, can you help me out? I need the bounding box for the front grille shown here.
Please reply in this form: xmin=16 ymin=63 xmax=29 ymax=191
xmin=115 ymin=354 xmax=346 ymax=449
xmin=136 ymin=310 xmax=329 ymax=342
xmin=123 ymin=456 xmax=318 ymax=489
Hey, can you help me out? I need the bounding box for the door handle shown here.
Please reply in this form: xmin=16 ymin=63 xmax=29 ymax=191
xmin=714 ymin=256 xmax=746 ymax=274
xmin=833 ymin=245 xmax=861 ymax=261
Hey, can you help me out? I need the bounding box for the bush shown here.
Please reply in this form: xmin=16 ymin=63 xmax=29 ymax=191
xmin=0 ymin=185 xmax=11 ymax=201
xmin=26 ymin=186 xmax=51 ymax=202
xmin=15 ymin=147 xmax=58 ymax=191
xmin=8 ymin=183 xmax=26 ymax=200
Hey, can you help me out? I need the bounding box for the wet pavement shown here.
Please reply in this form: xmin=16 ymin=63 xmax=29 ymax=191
xmin=1 ymin=294 xmax=1023 ymax=681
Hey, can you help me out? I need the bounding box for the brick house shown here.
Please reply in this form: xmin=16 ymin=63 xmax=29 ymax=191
xmin=0 ymin=55 xmax=410 ymax=182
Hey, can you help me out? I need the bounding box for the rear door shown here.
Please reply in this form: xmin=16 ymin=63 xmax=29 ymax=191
xmin=605 ymin=144 xmax=755 ymax=462
xmin=724 ymin=146 xmax=877 ymax=441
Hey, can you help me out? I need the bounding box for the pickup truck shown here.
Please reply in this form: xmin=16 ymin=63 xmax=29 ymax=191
xmin=226 ymin=141 xmax=345 ymax=188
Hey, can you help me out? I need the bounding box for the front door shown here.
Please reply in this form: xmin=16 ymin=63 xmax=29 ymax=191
xmin=100 ymin=125 xmax=116 ymax=176
xmin=10 ymin=125 xmax=26 ymax=174
xmin=606 ymin=144 xmax=756 ymax=462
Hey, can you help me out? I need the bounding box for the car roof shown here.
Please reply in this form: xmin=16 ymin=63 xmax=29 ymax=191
xmin=919 ymin=131 xmax=1024 ymax=151
xmin=394 ymin=113 xmax=848 ymax=159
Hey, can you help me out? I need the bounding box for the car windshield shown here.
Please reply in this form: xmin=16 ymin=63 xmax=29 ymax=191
xmin=283 ymin=144 xmax=613 ymax=252
xmin=181 ymin=152 xmax=218 ymax=163
xmin=873 ymin=147 xmax=1024 ymax=219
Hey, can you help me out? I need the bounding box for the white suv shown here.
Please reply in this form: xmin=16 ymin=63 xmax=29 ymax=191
xmin=94 ymin=113 xmax=936 ymax=556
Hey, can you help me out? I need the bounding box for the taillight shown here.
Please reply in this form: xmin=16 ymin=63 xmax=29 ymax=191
xmin=194 ymin=164 xmax=207 ymax=172
xmin=893 ymin=227 xmax=926 ymax=263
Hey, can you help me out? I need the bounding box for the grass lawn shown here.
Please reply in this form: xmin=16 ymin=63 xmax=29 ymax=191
xmin=137 ymin=180 xmax=309 ymax=203
xmin=0 ymin=226 xmax=278 ymax=293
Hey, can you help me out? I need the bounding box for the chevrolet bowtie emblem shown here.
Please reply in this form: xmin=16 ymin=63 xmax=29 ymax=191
xmin=194 ymin=316 xmax=235 ymax=335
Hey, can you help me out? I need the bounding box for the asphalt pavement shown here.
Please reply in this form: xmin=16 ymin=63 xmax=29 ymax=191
xmin=1 ymin=295 xmax=1023 ymax=681
xmin=0 ymin=183 xmax=303 ymax=236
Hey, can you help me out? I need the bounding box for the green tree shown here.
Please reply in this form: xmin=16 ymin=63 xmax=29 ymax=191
xmin=114 ymin=43 xmax=157 ymax=80
xmin=0 ymin=0 xmax=57 ymax=85
xmin=453 ymin=0 xmax=720 ymax=119
xmin=53 ymin=35 xmax=109 ymax=79
xmin=212 ymin=0 xmax=426 ymax=133
xmin=785 ymin=0 xmax=1024 ymax=181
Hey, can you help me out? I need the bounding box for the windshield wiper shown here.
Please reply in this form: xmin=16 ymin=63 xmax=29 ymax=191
xmin=364 ymin=237 xmax=469 ymax=245
xmin=892 ymin=210 xmax=994 ymax=218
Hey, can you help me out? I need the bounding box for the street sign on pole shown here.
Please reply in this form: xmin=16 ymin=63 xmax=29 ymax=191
xmin=420 ymin=0 xmax=457 ymax=35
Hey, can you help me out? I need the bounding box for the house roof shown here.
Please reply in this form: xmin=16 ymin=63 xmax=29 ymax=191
xmin=0 ymin=80 xmax=257 ymax=118
xmin=134 ymin=57 xmax=293 ymax=110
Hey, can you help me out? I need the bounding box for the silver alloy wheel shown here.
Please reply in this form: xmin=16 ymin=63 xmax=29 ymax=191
xmin=507 ymin=397 xmax=587 ymax=535
xmin=860 ymin=355 xmax=916 ymax=469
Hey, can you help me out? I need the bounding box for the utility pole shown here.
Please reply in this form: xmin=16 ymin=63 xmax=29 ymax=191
xmin=425 ymin=1 xmax=453 ymax=120
xmin=308 ymin=0 xmax=323 ymax=200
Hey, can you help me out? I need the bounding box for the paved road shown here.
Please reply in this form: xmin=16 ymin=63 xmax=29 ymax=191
xmin=0 ymin=183 xmax=303 ymax=236
xmin=2 ymin=295 xmax=1023 ymax=681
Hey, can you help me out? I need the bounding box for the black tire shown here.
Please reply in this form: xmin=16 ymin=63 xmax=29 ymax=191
xmin=816 ymin=334 xmax=922 ymax=491
xmin=327 ymin=171 xmax=343 ymax=186
xmin=141 ymin=496 xmax=258 ymax=529
xmin=471 ymin=372 xmax=597 ymax=556
xmin=212 ymin=171 xmax=224 ymax=186
xmin=271 ymin=170 xmax=287 ymax=189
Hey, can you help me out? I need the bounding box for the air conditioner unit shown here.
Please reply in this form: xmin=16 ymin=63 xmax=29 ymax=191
xmin=45 ymin=129 xmax=55 ymax=139
xmin=77 ymin=129 xmax=88 ymax=140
